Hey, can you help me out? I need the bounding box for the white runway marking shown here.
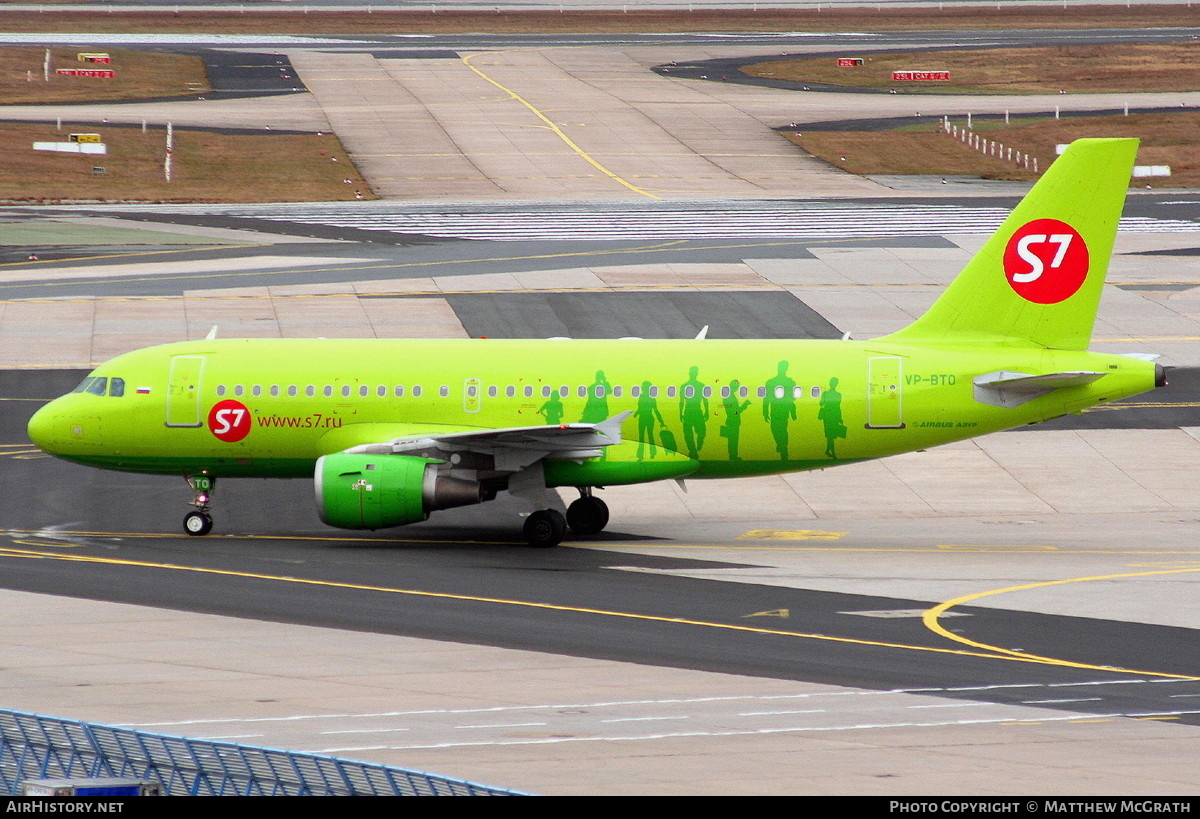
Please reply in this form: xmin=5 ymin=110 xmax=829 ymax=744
xmin=0 ymin=256 xmax=386 ymax=283
xmin=121 ymin=679 xmax=1200 ymax=755
xmin=83 ymin=201 xmax=1200 ymax=242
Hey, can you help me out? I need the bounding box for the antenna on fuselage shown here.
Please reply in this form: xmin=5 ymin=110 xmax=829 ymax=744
xmin=205 ymin=325 xmax=219 ymax=340
xmin=694 ymin=325 xmax=708 ymax=340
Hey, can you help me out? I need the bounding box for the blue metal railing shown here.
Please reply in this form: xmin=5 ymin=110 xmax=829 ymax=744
xmin=0 ymin=709 xmax=521 ymax=796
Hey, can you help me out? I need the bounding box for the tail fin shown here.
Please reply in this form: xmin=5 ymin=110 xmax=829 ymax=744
xmin=880 ymin=137 xmax=1137 ymax=351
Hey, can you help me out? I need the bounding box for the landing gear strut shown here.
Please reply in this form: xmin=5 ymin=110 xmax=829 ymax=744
xmin=566 ymin=489 xmax=609 ymax=536
xmin=183 ymin=473 xmax=215 ymax=536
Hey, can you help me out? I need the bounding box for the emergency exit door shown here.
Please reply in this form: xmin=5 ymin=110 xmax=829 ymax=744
xmin=866 ymin=356 xmax=905 ymax=429
xmin=165 ymin=355 xmax=205 ymax=428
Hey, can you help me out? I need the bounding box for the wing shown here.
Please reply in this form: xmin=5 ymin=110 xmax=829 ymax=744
xmin=343 ymin=411 xmax=632 ymax=473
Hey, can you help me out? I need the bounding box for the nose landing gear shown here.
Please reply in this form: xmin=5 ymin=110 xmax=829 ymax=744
xmin=183 ymin=473 xmax=215 ymax=536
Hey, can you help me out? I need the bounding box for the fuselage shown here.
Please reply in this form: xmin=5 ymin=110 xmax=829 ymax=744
xmin=27 ymin=336 xmax=1159 ymax=485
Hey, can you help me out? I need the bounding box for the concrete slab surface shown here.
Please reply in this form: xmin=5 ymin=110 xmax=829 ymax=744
xmin=285 ymin=46 xmax=894 ymax=201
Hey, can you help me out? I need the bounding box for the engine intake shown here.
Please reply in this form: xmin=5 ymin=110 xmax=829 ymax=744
xmin=315 ymin=453 xmax=483 ymax=530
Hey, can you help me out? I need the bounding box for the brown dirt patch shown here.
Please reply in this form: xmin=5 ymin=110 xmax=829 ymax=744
xmin=0 ymin=6 xmax=1194 ymax=34
xmin=785 ymin=111 xmax=1200 ymax=186
xmin=0 ymin=123 xmax=373 ymax=203
xmin=743 ymin=43 xmax=1200 ymax=94
xmin=0 ymin=47 xmax=209 ymax=104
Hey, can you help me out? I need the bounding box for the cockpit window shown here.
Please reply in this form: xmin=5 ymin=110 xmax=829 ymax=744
xmin=70 ymin=376 xmax=125 ymax=397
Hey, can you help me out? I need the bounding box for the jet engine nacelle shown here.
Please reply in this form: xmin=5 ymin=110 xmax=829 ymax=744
xmin=315 ymin=453 xmax=483 ymax=530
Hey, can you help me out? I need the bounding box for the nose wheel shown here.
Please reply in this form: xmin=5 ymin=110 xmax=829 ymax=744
xmin=183 ymin=473 xmax=215 ymax=537
xmin=183 ymin=509 xmax=213 ymax=536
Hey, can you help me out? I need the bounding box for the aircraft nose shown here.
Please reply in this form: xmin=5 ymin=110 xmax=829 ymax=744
xmin=27 ymin=401 xmax=60 ymax=454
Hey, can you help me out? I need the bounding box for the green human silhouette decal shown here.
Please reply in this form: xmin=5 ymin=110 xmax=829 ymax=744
xmin=678 ymin=366 xmax=710 ymax=460
xmin=580 ymin=370 xmax=611 ymax=423
xmin=719 ymin=379 xmax=751 ymax=461
xmin=763 ymin=360 xmax=797 ymax=461
xmin=817 ymin=377 xmax=846 ymax=459
xmin=537 ymin=391 xmax=565 ymax=426
xmin=634 ymin=380 xmax=666 ymax=460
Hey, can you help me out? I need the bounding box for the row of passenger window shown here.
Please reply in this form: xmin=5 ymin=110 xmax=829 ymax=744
xmin=213 ymin=383 xmax=824 ymax=400
xmin=217 ymin=383 xmax=427 ymax=399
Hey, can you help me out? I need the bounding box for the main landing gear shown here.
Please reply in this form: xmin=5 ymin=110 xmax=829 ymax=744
xmin=523 ymin=490 xmax=610 ymax=548
xmin=523 ymin=509 xmax=567 ymax=548
xmin=183 ymin=473 xmax=215 ymax=536
xmin=566 ymin=489 xmax=609 ymax=536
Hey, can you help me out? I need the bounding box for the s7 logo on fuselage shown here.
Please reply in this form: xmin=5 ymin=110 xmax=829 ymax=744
xmin=208 ymin=399 xmax=252 ymax=442
xmin=1003 ymin=219 xmax=1089 ymax=304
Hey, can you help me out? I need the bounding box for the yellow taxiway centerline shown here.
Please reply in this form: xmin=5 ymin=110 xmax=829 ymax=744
xmin=460 ymin=52 xmax=661 ymax=200
xmin=0 ymin=537 xmax=1191 ymax=679
xmin=922 ymin=568 xmax=1200 ymax=680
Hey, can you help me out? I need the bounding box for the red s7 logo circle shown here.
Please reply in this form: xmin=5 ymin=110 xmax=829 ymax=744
xmin=207 ymin=399 xmax=252 ymax=442
xmin=1003 ymin=219 xmax=1089 ymax=304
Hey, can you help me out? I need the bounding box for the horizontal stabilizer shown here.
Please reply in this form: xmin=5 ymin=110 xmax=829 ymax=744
xmin=973 ymin=370 xmax=1106 ymax=408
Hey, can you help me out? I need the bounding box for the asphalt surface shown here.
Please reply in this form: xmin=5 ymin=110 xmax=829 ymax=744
xmin=0 ymin=237 xmax=813 ymax=299
xmin=3 ymin=26 xmax=1200 ymax=50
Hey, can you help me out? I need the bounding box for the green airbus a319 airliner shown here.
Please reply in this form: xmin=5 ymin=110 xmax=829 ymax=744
xmin=27 ymin=139 xmax=1166 ymax=547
